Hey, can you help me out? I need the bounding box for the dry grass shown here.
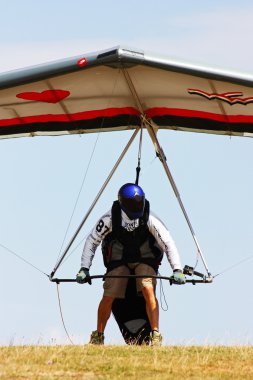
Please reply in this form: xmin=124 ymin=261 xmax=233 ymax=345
xmin=0 ymin=345 xmax=252 ymax=379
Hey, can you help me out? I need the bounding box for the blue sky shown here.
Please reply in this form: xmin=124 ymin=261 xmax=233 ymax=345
xmin=0 ymin=1 xmax=253 ymax=346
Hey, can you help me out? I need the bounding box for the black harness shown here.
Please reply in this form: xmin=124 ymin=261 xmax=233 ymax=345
xmin=102 ymin=200 xmax=163 ymax=272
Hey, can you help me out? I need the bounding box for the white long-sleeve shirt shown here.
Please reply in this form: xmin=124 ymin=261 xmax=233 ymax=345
xmin=81 ymin=209 xmax=182 ymax=271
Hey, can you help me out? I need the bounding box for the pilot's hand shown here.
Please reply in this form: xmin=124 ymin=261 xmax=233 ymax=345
xmin=76 ymin=267 xmax=91 ymax=284
xmin=170 ymin=269 xmax=186 ymax=285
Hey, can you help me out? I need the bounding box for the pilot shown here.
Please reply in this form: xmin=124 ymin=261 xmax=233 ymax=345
xmin=76 ymin=183 xmax=185 ymax=346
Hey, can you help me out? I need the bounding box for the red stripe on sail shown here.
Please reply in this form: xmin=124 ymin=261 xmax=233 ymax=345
xmin=0 ymin=107 xmax=140 ymax=127
xmin=145 ymin=108 xmax=253 ymax=124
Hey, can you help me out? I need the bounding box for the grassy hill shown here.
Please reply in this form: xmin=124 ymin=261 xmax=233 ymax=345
xmin=0 ymin=345 xmax=253 ymax=379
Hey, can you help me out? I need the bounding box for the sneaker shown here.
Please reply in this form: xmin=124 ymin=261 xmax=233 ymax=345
xmin=89 ymin=330 xmax=104 ymax=345
xmin=150 ymin=330 xmax=162 ymax=347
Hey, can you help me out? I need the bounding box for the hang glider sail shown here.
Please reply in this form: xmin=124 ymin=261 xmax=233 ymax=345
xmin=1 ymin=46 xmax=253 ymax=139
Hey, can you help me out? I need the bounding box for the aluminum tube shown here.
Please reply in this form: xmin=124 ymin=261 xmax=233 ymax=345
xmin=50 ymin=128 xmax=139 ymax=279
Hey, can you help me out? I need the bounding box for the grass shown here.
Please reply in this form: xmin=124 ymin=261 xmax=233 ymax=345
xmin=0 ymin=345 xmax=253 ymax=379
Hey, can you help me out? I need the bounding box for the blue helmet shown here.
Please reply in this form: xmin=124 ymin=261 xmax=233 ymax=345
xmin=118 ymin=183 xmax=145 ymax=219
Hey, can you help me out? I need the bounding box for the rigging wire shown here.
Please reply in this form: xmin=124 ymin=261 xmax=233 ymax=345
xmin=0 ymin=242 xmax=49 ymax=278
xmin=54 ymin=68 xmax=123 ymax=272
xmin=56 ymin=283 xmax=74 ymax=345
xmin=56 ymin=132 xmax=100 ymax=261
xmin=0 ymin=241 xmax=76 ymax=345
xmin=140 ymin=155 xmax=157 ymax=177
xmin=2 ymin=233 xmax=253 ymax=344
xmin=51 ymin=128 xmax=140 ymax=278
xmin=3 ymin=232 xmax=253 ymax=283
xmin=61 ymin=234 xmax=89 ymax=267
xmin=213 ymin=253 xmax=253 ymax=278
xmin=193 ymin=255 xmax=200 ymax=271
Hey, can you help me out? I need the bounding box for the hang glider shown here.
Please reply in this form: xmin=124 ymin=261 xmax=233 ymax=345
xmin=3 ymin=46 xmax=253 ymax=344
xmin=1 ymin=45 xmax=253 ymax=139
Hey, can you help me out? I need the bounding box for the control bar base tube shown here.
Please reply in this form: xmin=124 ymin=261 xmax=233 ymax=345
xmin=50 ymin=274 xmax=213 ymax=285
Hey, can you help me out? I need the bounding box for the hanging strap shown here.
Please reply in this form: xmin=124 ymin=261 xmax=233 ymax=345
xmin=135 ymin=121 xmax=144 ymax=185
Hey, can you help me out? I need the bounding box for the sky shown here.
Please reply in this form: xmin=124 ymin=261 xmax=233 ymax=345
xmin=0 ymin=0 xmax=253 ymax=346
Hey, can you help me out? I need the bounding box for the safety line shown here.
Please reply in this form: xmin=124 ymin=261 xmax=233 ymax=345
xmin=158 ymin=272 xmax=168 ymax=312
xmin=56 ymin=283 xmax=75 ymax=345
xmin=0 ymin=242 xmax=49 ymax=278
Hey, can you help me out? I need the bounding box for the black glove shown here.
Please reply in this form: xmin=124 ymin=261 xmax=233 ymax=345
xmin=76 ymin=267 xmax=91 ymax=284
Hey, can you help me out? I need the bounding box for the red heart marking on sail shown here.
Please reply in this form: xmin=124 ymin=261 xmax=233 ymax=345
xmin=16 ymin=89 xmax=70 ymax=103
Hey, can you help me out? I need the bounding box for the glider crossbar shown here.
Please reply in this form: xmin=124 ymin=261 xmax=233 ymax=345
xmin=51 ymin=274 xmax=212 ymax=285
xmin=51 ymin=265 xmax=212 ymax=285
xmin=50 ymin=128 xmax=140 ymax=280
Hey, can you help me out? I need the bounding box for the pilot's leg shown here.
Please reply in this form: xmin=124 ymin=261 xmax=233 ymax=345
xmin=135 ymin=263 xmax=162 ymax=346
xmin=89 ymin=265 xmax=129 ymax=344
